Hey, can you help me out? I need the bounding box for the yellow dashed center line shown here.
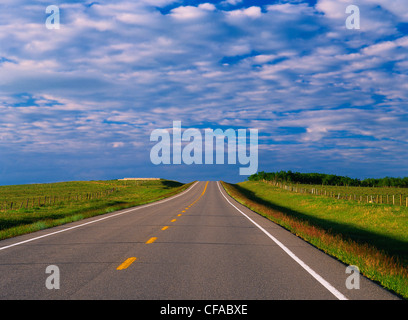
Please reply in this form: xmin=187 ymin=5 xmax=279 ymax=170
xmin=117 ymin=182 xmax=209 ymax=271
xmin=116 ymin=257 xmax=137 ymax=270
xmin=186 ymin=181 xmax=208 ymax=208
xmin=146 ymin=237 xmax=157 ymax=244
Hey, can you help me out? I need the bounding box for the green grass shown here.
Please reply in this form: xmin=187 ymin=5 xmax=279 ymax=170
xmin=272 ymin=181 xmax=408 ymax=205
xmin=0 ymin=179 xmax=192 ymax=241
xmin=221 ymin=180 xmax=408 ymax=299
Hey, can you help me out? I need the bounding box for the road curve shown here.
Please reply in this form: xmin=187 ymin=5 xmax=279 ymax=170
xmin=0 ymin=181 xmax=400 ymax=300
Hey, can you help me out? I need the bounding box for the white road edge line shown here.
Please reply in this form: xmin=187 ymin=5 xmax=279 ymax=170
xmin=217 ymin=181 xmax=348 ymax=301
xmin=0 ymin=181 xmax=200 ymax=252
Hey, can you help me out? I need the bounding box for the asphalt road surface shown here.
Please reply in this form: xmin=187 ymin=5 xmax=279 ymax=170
xmin=0 ymin=181 xmax=401 ymax=300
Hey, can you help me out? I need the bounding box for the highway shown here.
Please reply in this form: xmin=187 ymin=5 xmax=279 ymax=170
xmin=0 ymin=181 xmax=400 ymax=300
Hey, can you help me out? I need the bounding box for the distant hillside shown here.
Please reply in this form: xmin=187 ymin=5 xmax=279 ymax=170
xmin=248 ymin=170 xmax=408 ymax=188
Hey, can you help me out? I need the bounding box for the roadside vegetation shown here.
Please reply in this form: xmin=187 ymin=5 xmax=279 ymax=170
xmin=249 ymin=171 xmax=408 ymax=207
xmin=250 ymin=170 xmax=408 ymax=188
xmin=0 ymin=179 xmax=191 ymax=241
xmin=221 ymin=180 xmax=408 ymax=299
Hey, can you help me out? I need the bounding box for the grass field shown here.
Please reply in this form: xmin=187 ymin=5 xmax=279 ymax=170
xmin=221 ymin=180 xmax=408 ymax=299
xmin=0 ymin=179 xmax=191 ymax=241
xmin=270 ymin=180 xmax=408 ymax=206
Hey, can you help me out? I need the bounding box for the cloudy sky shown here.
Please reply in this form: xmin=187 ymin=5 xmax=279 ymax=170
xmin=1 ymin=0 xmax=407 ymax=185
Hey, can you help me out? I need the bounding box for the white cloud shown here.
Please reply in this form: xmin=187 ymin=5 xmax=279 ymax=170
xmin=198 ymin=3 xmax=216 ymax=11
xmin=316 ymin=0 xmax=353 ymax=19
xmin=112 ymin=142 xmax=125 ymax=148
xmin=253 ymin=54 xmax=277 ymax=64
xmin=267 ymin=2 xmax=315 ymax=15
xmin=227 ymin=6 xmax=262 ymax=19
xmin=170 ymin=4 xmax=215 ymax=20
xmin=364 ymin=0 xmax=408 ymax=21
xmin=221 ymin=0 xmax=243 ymax=6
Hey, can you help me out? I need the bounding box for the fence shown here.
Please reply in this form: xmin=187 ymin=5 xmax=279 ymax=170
xmin=0 ymin=188 xmax=117 ymax=212
xmin=263 ymin=180 xmax=408 ymax=207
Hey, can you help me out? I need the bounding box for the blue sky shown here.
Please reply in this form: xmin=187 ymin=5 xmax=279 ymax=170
xmin=1 ymin=0 xmax=408 ymax=185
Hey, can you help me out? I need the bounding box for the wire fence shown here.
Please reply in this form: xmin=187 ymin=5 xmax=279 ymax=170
xmin=263 ymin=180 xmax=408 ymax=207
xmin=0 ymin=188 xmax=117 ymax=212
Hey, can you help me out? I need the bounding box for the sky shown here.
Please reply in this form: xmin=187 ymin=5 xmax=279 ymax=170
xmin=0 ymin=0 xmax=408 ymax=185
